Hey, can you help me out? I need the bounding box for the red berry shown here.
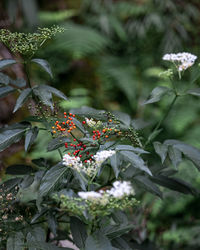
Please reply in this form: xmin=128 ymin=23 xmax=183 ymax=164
xmin=86 ymin=151 xmax=89 ymax=155
xmin=79 ymin=155 xmax=82 ymax=158
xmin=73 ymin=139 xmax=76 ymax=141
xmin=82 ymin=121 xmax=86 ymax=124
xmin=69 ymin=113 xmax=72 ymax=116
xmin=83 ymin=145 xmax=86 ymax=148
xmin=89 ymin=158 xmax=92 ymax=161
xmin=84 ymin=160 xmax=87 ymax=163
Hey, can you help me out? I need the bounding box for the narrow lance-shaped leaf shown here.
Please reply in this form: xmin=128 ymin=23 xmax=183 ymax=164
xmin=25 ymin=126 xmax=39 ymax=152
xmin=13 ymin=88 xmax=32 ymax=113
xmin=0 ymin=86 xmax=16 ymax=98
xmin=31 ymin=58 xmax=53 ymax=78
xmin=151 ymin=175 xmax=198 ymax=195
xmin=70 ymin=217 xmax=87 ymax=249
xmin=142 ymin=86 xmax=172 ymax=105
xmin=6 ymin=164 xmax=33 ymax=175
xmin=0 ymin=129 xmax=26 ymax=152
xmin=85 ymin=231 xmax=113 ymax=250
xmin=187 ymin=88 xmax=200 ymax=97
xmin=153 ymin=141 xmax=168 ymax=163
xmin=41 ymin=85 xmax=68 ymax=100
xmin=0 ymin=59 xmax=17 ymax=70
xmin=119 ymin=151 xmax=152 ymax=176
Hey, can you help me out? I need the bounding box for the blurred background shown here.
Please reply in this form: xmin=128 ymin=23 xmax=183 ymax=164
xmin=1 ymin=0 xmax=200 ymax=249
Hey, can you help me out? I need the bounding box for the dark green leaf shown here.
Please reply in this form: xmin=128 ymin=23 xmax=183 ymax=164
xmin=142 ymin=86 xmax=172 ymax=105
xmin=0 ymin=85 xmax=16 ymax=98
xmin=38 ymin=164 xmax=69 ymax=202
xmin=112 ymin=111 xmax=131 ymax=126
xmin=41 ymin=85 xmax=68 ymax=100
xmin=0 ymin=128 xmax=26 ymax=152
xmin=187 ymin=88 xmax=200 ymax=97
xmin=85 ymin=231 xmax=112 ymax=250
xmin=32 ymin=158 xmax=50 ymax=168
xmin=119 ymin=151 xmax=152 ymax=175
xmin=11 ymin=78 xmax=26 ymax=88
xmin=115 ymin=145 xmax=148 ymax=154
xmin=70 ymin=217 xmax=87 ymax=249
xmin=147 ymin=128 xmax=162 ymax=144
xmin=6 ymin=164 xmax=33 ymax=175
xmin=0 ymin=72 xmax=10 ymax=85
xmin=13 ymin=88 xmax=32 ymax=112
xmin=153 ymin=141 xmax=168 ymax=163
xmin=105 ymin=225 xmax=133 ymax=240
xmin=165 ymin=140 xmax=200 ymax=171
xmin=33 ymin=85 xmax=53 ymax=109
xmin=0 ymin=59 xmax=17 ymax=70
xmin=151 ymin=175 xmax=198 ymax=195
xmin=31 ymin=208 xmax=48 ymax=224
xmin=48 ymin=213 xmax=57 ymax=236
xmin=25 ymin=241 xmax=72 ymax=250
xmin=0 ymin=178 xmax=22 ymax=190
xmin=168 ymin=146 xmax=182 ymax=168
xmin=7 ymin=232 xmax=24 ymax=250
xmin=25 ymin=126 xmax=39 ymax=151
xmin=70 ymin=106 xmax=106 ymax=120
xmin=27 ymin=227 xmax=46 ymax=243
xmin=110 ymin=153 xmax=120 ymax=178
xmin=112 ymin=237 xmax=132 ymax=250
xmin=32 ymin=58 xmax=53 ymax=78
xmin=47 ymin=136 xmax=70 ymax=151
xmin=135 ymin=175 xmax=162 ymax=198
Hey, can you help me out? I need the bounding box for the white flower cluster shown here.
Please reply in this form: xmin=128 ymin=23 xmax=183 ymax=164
xmin=93 ymin=150 xmax=116 ymax=166
xmin=62 ymin=150 xmax=116 ymax=177
xmin=162 ymin=52 xmax=197 ymax=71
xmin=78 ymin=181 xmax=134 ymax=202
xmin=85 ymin=117 xmax=102 ymax=128
xmin=107 ymin=181 xmax=134 ymax=198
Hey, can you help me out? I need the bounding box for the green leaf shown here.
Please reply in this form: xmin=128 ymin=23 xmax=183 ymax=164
xmin=37 ymin=164 xmax=69 ymax=204
xmin=0 ymin=85 xmax=16 ymax=98
xmin=25 ymin=126 xmax=39 ymax=151
xmin=153 ymin=141 xmax=168 ymax=163
xmin=17 ymin=176 xmax=41 ymax=203
xmin=165 ymin=140 xmax=200 ymax=171
xmin=41 ymin=85 xmax=68 ymax=100
xmin=110 ymin=153 xmax=120 ymax=178
xmin=13 ymin=88 xmax=32 ymax=112
xmin=85 ymin=231 xmax=113 ymax=250
xmin=70 ymin=106 xmax=106 ymax=120
xmin=6 ymin=232 xmax=24 ymax=250
xmin=0 ymin=128 xmax=26 ymax=152
xmin=70 ymin=216 xmax=87 ymax=249
xmin=25 ymin=241 xmax=71 ymax=250
xmin=48 ymin=213 xmax=57 ymax=236
xmin=104 ymin=224 xmax=133 ymax=240
xmin=119 ymin=151 xmax=152 ymax=175
xmin=135 ymin=175 xmax=162 ymax=198
xmin=151 ymin=175 xmax=198 ymax=195
xmin=11 ymin=78 xmax=26 ymax=88
xmin=115 ymin=145 xmax=148 ymax=154
xmin=33 ymin=85 xmax=53 ymax=109
xmin=27 ymin=227 xmax=46 ymax=243
xmin=32 ymin=58 xmax=53 ymax=78
xmin=0 ymin=72 xmax=10 ymax=85
xmin=147 ymin=128 xmax=162 ymax=144
xmin=6 ymin=164 xmax=33 ymax=175
xmin=47 ymin=136 xmax=70 ymax=152
xmin=187 ymin=88 xmax=200 ymax=97
xmin=0 ymin=59 xmax=17 ymax=70
xmin=142 ymin=86 xmax=172 ymax=105
xmin=168 ymin=146 xmax=182 ymax=169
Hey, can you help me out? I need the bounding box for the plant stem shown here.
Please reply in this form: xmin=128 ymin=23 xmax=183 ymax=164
xmin=145 ymin=94 xmax=178 ymax=147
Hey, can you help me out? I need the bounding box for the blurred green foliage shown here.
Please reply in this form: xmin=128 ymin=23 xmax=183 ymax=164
xmin=2 ymin=0 xmax=200 ymax=249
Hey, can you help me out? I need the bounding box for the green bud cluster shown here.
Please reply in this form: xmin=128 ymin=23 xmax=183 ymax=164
xmin=53 ymin=193 xmax=139 ymax=220
xmin=0 ymin=26 xmax=65 ymax=56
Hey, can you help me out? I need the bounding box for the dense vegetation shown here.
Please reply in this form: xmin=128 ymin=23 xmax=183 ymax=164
xmin=1 ymin=0 xmax=200 ymax=249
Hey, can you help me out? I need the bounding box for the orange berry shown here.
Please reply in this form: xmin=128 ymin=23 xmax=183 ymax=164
xmin=73 ymin=126 xmax=76 ymax=129
xmin=68 ymin=152 xmax=71 ymax=155
xmin=64 ymin=112 xmax=67 ymax=115
xmin=69 ymin=113 xmax=72 ymax=116
xmin=62 ymin=122 xmax=65 ymax=125
xmin=109 ymin=119 xmax=112 ymax=122
xmin=64 ymin=115 xmax=67 ymax=118
xmin=52 ymin=130 xmax=56 ymax=134
xmin=72 ymin=114 xmax=75 ymax=117
xmin=52 ymin=126 xmax=55 ymax=129
xmin=105 ymin=135 xmax=109 ymax=138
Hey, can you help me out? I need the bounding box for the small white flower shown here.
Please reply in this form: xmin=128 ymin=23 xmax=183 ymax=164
xmin=162 ymin=52 xmax=197 ymax=72
xmin=107 ymin=181 xmax=134 ymax=198
xmin=78 ymin=191 xmax=102 ymax=200
xmin=93 ymin=150 xmax=116 ymax=166
xmin=85 ymin=117 xmax=97 ymax=127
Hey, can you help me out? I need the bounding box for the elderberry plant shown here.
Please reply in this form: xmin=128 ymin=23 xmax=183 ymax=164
xmin=0 ymin=27 xmax=200 ymax=250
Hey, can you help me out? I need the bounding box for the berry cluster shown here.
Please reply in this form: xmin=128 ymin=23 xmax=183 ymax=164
xmin=52 ymin=112 xmax=76 ymax=134
xmin=65 ymin=140 xmax=94 ymax=163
